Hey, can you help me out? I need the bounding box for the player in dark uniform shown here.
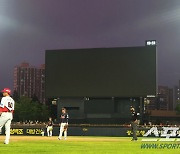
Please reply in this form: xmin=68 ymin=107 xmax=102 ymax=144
xmin=46 ymin=117 xmax=54 ymax=137
xmin=58 ymin=108 xmax=69 ymax=140
xmin=130 ymin=107 xmax=139 ymax=141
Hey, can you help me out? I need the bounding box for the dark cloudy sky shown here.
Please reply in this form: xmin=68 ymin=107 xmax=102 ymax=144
xmin=0 ymin=0 xmax=180 ymax=90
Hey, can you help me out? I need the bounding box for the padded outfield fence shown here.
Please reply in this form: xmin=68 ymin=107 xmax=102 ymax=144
xmin=1 ymin=124 xmax=180 ymax=137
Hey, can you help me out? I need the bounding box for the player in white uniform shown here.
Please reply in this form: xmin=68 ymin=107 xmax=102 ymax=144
xmin=46 ymin=117 xmax=53 ymax=137
xmin=58 ymin=108 xmax=69 ymax=140
xmin=0 ymin=88 xmax=15 ymax=144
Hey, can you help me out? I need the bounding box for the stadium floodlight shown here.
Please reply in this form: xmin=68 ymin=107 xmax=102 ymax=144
xmin=145 ymin=40 xmax=156 ymax=46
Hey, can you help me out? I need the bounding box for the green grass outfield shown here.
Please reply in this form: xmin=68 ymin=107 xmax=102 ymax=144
xmin=0 ymin=136 xmax=179 ymax=154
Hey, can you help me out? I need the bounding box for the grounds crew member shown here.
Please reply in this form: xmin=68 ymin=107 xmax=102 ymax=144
xmin=0 ymin=88 xmax=15 ymax=144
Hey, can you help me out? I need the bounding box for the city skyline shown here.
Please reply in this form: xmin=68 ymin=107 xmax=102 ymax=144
xmin=1 ymin=0 xmax=180 ymax=90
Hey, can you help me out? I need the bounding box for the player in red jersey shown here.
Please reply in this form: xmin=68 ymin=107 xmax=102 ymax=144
xmin=0 ymin=88 xmax=15 ymax=144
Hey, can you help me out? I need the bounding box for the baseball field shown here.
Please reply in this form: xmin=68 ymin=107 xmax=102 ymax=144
xmin=0 ymin=136 xmax=179 ymax=154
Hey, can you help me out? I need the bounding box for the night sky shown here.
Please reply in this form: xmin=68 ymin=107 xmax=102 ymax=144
xmin=1 ymin=0 xmax=180 ymax=90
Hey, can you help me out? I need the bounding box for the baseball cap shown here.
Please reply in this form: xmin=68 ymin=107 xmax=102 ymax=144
xmin=1 ymin=88 xmax=11 ymax=94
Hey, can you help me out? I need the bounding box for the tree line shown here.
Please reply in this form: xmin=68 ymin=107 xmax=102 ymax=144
xmin=12 ymin=91 xmax=56 ymax=122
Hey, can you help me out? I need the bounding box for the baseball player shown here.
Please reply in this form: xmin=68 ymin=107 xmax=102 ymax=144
xmin=130 ymin=106 xmax=139 ymax=141
xmin=0 ymin=88 xmax=15 ymax=144
xmin=58 ymin=108 xmax=69 ymax=140
xmin=46 ymin=117 xmax=53 ymax=137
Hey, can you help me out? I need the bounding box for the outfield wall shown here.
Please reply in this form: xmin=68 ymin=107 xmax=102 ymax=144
xmin=0 ymin=126 xmax=136 ymax=137
xmin=1 ymin=125 xmax=180 ymax=137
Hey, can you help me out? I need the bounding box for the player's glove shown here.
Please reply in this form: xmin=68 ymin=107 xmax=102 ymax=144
xmin=64 ymin=124 xmax=68 ymax=130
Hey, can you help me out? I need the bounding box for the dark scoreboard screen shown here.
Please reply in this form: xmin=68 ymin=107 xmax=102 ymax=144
xmin=45 ymin=46 xmax=156 ymax=98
